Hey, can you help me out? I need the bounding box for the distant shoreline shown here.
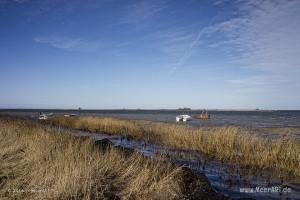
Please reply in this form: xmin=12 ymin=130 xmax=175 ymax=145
xmin=0 ymin=108 xmax=299 ymax=112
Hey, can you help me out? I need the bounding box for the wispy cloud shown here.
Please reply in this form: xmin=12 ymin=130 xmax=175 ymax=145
xmin=156 ymin=29 xmax=195 ymax=55
xmin=34 ymin=36 xmax=100 ymax=52
xmin=121 ymin=0 xmax=169 ymax=25
xmin=227 ymin=74 xmax=290 ymax=88
xmin=172 ymin=27 xmax=207 ymax=70
xmin=206 ymin=0 xmax=300 ymax=88
xmin=169 ymin=15 xmax=221 ymax=71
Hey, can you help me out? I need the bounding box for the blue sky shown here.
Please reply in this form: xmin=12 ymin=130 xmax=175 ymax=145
xmin=0 ymin=0 xmax=300 ymax=109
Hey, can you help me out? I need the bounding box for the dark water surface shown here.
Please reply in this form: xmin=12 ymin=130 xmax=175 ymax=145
xmin=1 ymin=109 xmax=300 ymax=128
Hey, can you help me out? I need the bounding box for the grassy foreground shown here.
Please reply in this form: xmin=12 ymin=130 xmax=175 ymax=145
xmin=46 ymin=116 xmax=300 ymax=177
xmin=0 ymin=116 xmax=220 ymax=200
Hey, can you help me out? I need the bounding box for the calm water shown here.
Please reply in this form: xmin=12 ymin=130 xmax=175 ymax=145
xmin=1 ymin=109 xmax=300 ymax=128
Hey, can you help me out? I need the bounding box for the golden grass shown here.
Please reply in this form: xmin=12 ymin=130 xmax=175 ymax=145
xmin=0 ymin=117 xmax=190 ymax=200
xmin=46 ymin=116 xmax=300 ymax=177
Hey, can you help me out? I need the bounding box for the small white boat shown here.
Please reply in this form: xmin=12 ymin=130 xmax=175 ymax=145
xmin=64 ymin=114 xmax=78 ymax=117
xmin=176 ymin=115 xmax=191 ymax=122
xmin=38 ymin=114 xmax=48 ymax=120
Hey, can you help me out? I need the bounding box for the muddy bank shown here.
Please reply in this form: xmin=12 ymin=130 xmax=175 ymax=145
xmin=178 ymin=167 xmax=227 ymax=200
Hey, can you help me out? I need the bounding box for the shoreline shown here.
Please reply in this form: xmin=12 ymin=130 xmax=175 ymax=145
xmin=1 ymin=110 xmax=300 ymax=130
xmin=2 ymin=108 xmax=300 ymax=112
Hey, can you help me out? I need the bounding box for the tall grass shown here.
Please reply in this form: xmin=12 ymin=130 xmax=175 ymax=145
xmin=46 ymin=116 xmax=300 ymax=177
xmin=0 ymin=117 xmax=197 ymax=200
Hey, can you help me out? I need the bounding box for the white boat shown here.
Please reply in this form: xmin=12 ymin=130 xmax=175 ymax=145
xmin=64 ymin=114 xmax=78 ymax=117
xmin=38 ymin=114 xmax=48 ymax=120
xmin=176 ymin=115 xmax=191 ymax=122
xmin=38 ymin=112 xmax=53 ymax=120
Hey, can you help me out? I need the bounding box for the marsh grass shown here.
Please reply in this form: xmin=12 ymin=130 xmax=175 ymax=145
xmin=0 ymin=117 xmax=188 ymax=200
xmin=46 ymin=116 xmax=300 ymax=177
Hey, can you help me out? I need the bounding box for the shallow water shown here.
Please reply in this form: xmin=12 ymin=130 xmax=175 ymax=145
xmin=70 ymin=129 xmax=300 ymax=200
xmin=2 ymin=109 xmax=300 ymax=128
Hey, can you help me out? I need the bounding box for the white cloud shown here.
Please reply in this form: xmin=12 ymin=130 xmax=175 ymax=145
xmin=168 ymin=14 xmax=221 ymax=71
xmin=173 ymin=26 xmax=208 ymax=69
xmin=206 ymin=0 xmax=300 ymax=88
xmin=121 ymin=0 xmax=168 ymax=24
xmin=213 ymin=0 xmax=230 ymax=6
xmin=34 ymin=36 xmax=100 ymax=52
xmin=157 ymin=29 xmax=195 ymax=56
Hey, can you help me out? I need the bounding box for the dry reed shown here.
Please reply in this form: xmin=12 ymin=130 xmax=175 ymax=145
xmin=46 ymin=116 xmax=300 ymax=177
xmin=0 ymin=117 xmax=188 ymax=200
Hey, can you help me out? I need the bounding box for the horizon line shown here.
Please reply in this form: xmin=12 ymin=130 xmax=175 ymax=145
xmin=0 ymin=107 xmax=299 ymax=111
